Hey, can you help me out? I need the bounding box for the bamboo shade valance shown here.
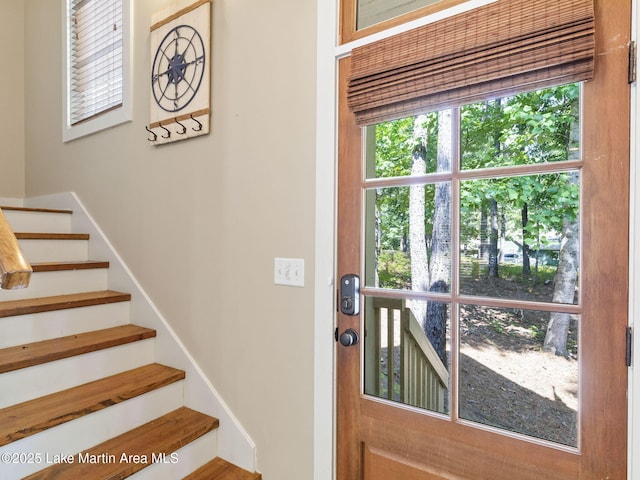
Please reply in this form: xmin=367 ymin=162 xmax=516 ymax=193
xmin=347 ymin=0 xmax=595 ymax=125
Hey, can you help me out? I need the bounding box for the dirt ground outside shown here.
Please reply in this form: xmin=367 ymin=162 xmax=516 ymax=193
xmin=458 ymin=297 xmax=578 ymax=447
xmin=460 ymin=269 xmax=578 ymax=447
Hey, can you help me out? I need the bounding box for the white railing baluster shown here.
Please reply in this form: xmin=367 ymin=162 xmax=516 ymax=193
xmin=387 ymin=306 xmax=395 ymax=400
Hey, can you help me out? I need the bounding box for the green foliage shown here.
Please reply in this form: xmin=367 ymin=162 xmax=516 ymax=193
xmin=491 ymin=318 xmax=506 ymax=334
xmin=374 ymin=114 xmax=438 ymax=253
xmin=462 ymin=257 xmax=556 ymax=285
xmin=461 ymin=84 xmax=579 ymax=169
xmin=460 ymin=172 xmax=579 ymax=251
xmin=373 ymin=117 xmax=414 ymax=177
xmin=529 ymin=324 xmax=545 ymax=344
xmin=378 ymin=251 xmax=411 ymax=289
xmin=371 ymin=83 xmax=581 ymax=286
xmin=373 ymin=114 xmax=439 ymax=178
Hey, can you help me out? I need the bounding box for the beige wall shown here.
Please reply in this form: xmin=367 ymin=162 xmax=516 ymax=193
xmin=0 ymin=0 xmax=25 ymax=198
xmin=23 ymin=1 xmax=317 ymax=478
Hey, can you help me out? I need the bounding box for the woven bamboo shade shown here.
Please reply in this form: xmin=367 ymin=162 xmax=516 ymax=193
xmin=347 ymin=0 xmax=595 ymax=125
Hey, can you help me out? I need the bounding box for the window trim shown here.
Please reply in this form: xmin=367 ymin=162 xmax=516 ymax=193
xmin=341 ymin=0 xmax=471 ymax=44
xmin=61 ymin=0 xmax=133 ymax=142
xmin=335 ymin=0 xmax=496 ymax=58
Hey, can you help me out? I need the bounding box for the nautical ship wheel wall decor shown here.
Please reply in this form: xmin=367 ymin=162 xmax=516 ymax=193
xmin=147 ymin=0 xmax=211 ymax=145
xmin=152 ymin=24 xmax=206 ymax=113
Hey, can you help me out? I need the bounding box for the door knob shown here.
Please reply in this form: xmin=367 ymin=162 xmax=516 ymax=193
xmin=339 ymin=328 xmax=359 ymax=347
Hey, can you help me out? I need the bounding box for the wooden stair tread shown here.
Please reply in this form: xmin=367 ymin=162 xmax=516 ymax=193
xmin=24 ymin=407 xmax=219 ymax=480
xmin=0 ymin=206 xmax=73 ymax=215
xmin=0 ymin=290 xmax=131 ymax=318
xmin=0 ymin=324 xmax=155 ymax=374
xmin=2 ymin=206 xmax=232 ymax=479
xmin=0 ymin=363 xmax=185 ymax=447
xmin=183 ymin=457 xmax=262 ymax=480
xmin=15 ymin=232 xmax=89 ymax=240
xmin=30 ymin=260 xmax=110 ymax=272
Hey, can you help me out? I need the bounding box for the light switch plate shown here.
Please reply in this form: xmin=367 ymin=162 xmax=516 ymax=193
xmin=274 ymin=258 xmax=304 ymax=287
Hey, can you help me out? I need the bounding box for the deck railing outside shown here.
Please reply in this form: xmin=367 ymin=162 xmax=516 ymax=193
xmin=0 ymin=208 xmax=31 ymax=289
xmin=365 ymin=297 xmax=449 ymax=412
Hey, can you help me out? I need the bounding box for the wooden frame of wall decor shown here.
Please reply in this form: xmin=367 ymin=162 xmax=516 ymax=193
xmin=147 ymin=0 xmax=211 ymax=146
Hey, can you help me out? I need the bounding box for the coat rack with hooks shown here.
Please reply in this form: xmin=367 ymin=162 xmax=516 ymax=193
xmin=146 ymin=109 xmax=210 ymax=145
xmin=147 ymin=0 xmax=211 ymax=146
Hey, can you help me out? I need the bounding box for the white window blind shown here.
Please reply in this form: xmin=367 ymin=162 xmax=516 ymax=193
xmin=69 ymin=0 xmax=123 ymax=125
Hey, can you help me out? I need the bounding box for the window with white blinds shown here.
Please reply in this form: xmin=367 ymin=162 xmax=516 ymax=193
xmin=63 ymin=0 xmax=131 ymax=141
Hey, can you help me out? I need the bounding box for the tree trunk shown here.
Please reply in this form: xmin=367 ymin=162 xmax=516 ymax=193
xmin=543 ymin=98 xmax=580 ymax=356
xmin=488 ymin=199 xmax=499 ymax=278
xmin=429 ymin=110 xmax=452 ymax=287
xmin=543 ymin=212 xmax=578 ymax=356
xmin=409 ymin=115 xmax=429 ymax=325
xmin=522 ymin=203 xmax=531 ymax=275
xmin=487 ymin=98 xmax=502 ymax=278
xmin=479 ymin=204 xmax=489 ymax=261
xmin=499 ymin=205 xmax=506 ymax=262
xmin=426 ymin=110 xmax=452 ymax=364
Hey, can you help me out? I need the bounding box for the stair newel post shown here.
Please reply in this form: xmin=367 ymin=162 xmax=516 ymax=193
xmin=0 ymin=209 xmax=32 ymax=290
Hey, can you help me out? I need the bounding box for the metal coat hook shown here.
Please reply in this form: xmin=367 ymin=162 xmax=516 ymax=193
xmin=145 ymin=125 xmax=157 ymax=142
xmin=158 ymin=123 xmax=171 ymax=139
xmin=190 ymin=115 xmax=203 ymax=132
xmin=175 ymin=118 xmax=187 ymax=135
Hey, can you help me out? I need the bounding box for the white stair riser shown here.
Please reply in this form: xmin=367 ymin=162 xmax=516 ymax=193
xmin=17 ymin=239 xmax=89 ymax=263
xmin=3 ymin=211 xmax=72 ymax=234
xmin=129 ymin=431 xmax=218 ymax=480
xmin=0 ymin=269 xmax=108 ymax=301
xmin=0 ymin=382 xmax=184 ymax=479
xmin=0 ymin=194 xmax=252 ymax=476
xmin=0 ymin=339 xmax=155 ymax=408
xmin=0 ymin=303 xmax=130 ymax=349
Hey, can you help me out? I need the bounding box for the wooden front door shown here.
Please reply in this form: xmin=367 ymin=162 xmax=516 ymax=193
xmin=336 ymin=2 xmax=630 ymax=479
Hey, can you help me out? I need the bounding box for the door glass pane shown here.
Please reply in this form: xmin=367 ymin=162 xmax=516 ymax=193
xmin=365 ymin=183 xmax=452 ymax=291
xmin=365 ymin=111 xmax=452 ymax=179
xmin=364 ymin=296 xmax=450 ymax=414
xmin=459 ymin=305 xmax=578 ymax=447
xmin=359 ymin=81 xmax=583 ymax=449
xmin=459 ymin=172 xmax=580 ymax=304
xmin=357 ymin=0 xmax=442 ymax=30
xmin=461 ymin=84 xmax=580 ymax=170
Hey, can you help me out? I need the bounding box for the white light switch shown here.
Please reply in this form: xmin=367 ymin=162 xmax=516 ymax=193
xmin=274 ymin=258 xmax=305 ymax=287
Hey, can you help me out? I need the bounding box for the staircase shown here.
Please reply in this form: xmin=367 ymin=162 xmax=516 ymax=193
xmin=0 ymin=205 xmax=260 ymax=480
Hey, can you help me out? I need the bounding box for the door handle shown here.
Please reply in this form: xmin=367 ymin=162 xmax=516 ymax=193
xmin=338 ymin=328 xmax=359 ymax=347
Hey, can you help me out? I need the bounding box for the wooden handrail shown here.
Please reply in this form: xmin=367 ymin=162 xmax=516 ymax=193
xmin=405 ymin=309 xmax=450 ymax=386
xmin=0 ymin=208 xmax=32 ymax=289
xmin=367 ymin=297 xmax=448 ymax=412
